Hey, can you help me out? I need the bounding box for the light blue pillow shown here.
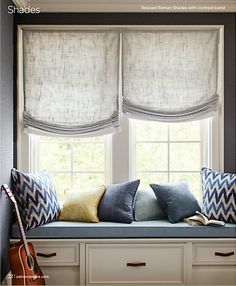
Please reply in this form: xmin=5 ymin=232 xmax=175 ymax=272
xmin=134 ymin=189 xmax=166 ymax=221
xmin=201 ymin=167 xmax=236 ymax=223
xmin=150 ymin=180 xmax=200 ymax=223
xmin=11 ymin=168 xmax=61 ymax=230
xmin=98 ymin=180 xmax=140 ymax=223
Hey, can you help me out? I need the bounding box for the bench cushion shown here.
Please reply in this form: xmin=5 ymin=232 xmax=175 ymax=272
xmin=11 ymin=220 xmax=236 ymax=239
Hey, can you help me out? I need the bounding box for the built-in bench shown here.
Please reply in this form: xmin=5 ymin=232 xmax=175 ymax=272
xmin=10 ymin=220 xmax=236 ymax=285
xmin=11 ymin=220 xmax=236 ymax=239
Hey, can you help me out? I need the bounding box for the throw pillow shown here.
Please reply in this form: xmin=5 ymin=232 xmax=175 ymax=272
xmin=150 ymin=180 xmax=201 ymax=223
xmin=201 ymin=167 xmax=236 ymax=223
xmin=11 ymin=168 xmax=60 ymax=230
xmin=98 ymin=179 xmax=140 ymax=223
xmin=134 ymin=188 xmax=166 ymax=221
xmin=59 ymin=186 xmax=105 ymax=223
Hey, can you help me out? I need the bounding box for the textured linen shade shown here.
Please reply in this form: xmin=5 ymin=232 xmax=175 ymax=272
xmin=23 ymin=30 xmax=120 ymax=135
xmin=22 ymin=29 xmax=220 ymax=136
xmin=122 ymin=30 xmax=219 ymax=122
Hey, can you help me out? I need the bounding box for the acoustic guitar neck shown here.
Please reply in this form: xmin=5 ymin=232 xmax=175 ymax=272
xmin=1 ymin=184 xmax=31 ymax=260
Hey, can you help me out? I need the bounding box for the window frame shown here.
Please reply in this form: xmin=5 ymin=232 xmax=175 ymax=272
xmin=17 ymin=24 xmax=224 ymax=185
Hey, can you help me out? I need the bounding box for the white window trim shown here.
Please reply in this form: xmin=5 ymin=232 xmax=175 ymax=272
xmin=17 ymin=25 xmax=224 ymax=182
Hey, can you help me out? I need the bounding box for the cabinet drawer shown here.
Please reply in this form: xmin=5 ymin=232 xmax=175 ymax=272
xmin=41 ymin=266 xmax=80 ymax=285
xmin=86 ymin=244 xmax=186 ymax=285
xmin=33 ymin=242 xmax=79 ymax=266
xmin=193 ymin=244 xmax=236 ymax=265
xmin=192 ymin=265 xmax=236 ymax=285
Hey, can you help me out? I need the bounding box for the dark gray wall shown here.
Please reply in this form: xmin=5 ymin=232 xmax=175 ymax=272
xmin=0 ymin=0 xmax=13 ymax=281
xmin=14 ymin=13 xmax=236 ymax=173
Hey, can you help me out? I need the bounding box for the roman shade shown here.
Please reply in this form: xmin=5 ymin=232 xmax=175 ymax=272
xmin=122 ymin=30 xmax=219 ymax=122
xmin=23 ymin=30 xmax=120 ymax=135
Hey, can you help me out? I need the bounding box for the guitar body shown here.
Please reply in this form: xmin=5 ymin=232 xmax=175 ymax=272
xmin=9 ymin=241 xmax=45 ymax=286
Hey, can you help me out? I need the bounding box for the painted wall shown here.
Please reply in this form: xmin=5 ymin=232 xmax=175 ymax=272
xmin=13 ymin=13 xmax=236 ymax=173
xmin=0 ymin=0 xmax=13 ymax=281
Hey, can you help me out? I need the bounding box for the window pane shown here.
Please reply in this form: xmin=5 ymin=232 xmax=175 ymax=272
xmin=38 ymin=135 xmax=106 ymax=199
xmin=169 ymin=172 xmax=201 ymax=201
xmin=138 ymin=172 xmax=168 ymax=189
xmin=133 ymin=119 xmax=203 ymax=200
xmin=136 ymin=143 xmax=168 ymax=171
xmin=51 ymin=172 xmax=72 ymax=201
xmin=135 ymin=120 xmax=168 ymax=141
xmin=73 ymin=173 xmax=104 ymax=190
xmin=39 ymin=142 xmax=71 ymax=172
xmin=73 ymin=143 xmax=104 ymax=171
xmin=170 ymin=143 xmax=200 ymax=171
xmin=169 ymin=121 xmax=200 ymax=141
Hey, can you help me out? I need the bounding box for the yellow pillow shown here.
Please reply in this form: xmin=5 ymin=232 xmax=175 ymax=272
xmin=58 ymin=186 xmax=105 ymax=223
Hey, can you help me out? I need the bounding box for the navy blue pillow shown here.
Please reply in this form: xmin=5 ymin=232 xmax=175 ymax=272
xmin=150 ymin=180 xmax=200 ymax=223
xmin=98 ymin=180 xmax=140 ymax=223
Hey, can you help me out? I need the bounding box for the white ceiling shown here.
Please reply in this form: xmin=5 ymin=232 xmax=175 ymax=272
xmin=12 ymin=0 xmax=236 ymax=13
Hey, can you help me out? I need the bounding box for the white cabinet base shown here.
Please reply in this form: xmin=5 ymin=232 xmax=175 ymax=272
xmin=9 ymin=238 xmax=236 ymax=286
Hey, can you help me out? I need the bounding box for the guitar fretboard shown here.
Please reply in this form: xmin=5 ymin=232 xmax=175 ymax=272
xmin=14 ymin=202 xmax=31 ymax=258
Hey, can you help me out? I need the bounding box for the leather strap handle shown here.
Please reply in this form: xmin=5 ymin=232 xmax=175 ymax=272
xmin=37 ymin=252 xmax=57 ymax=258
xmin=215 ymin=251 xmax=234 ymax=257
xmin=127 ymin=262 xmax=146 ymax=267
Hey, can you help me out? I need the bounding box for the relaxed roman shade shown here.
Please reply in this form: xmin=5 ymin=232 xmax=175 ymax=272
xmin=23 ymin=31 xmax=120 ymax=135
xmin=122 ymin=30 xmax=219 ymax=122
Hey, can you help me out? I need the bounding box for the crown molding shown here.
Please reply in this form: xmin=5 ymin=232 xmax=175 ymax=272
xmin=12 ymin=0 xmax=236 ymax=13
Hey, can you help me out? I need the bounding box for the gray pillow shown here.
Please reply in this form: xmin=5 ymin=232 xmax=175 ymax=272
xmin=150 ymin=180 xmax=201 ymax=223
xmin=134 ymin=189 xmax=166 ymax=221
xmin=98 ymin=180 xmax=140 ymax=223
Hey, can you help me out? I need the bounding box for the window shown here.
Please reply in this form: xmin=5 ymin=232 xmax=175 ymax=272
xmin=26 ymin=116 xmax=219 ymax=201
xmin=17 ymin=25 xmax=223 ymax=201
xmin=130 ymin=120 xmax=206 ymax=200
xmin=31 ymin=135 xmax=110 ymax=201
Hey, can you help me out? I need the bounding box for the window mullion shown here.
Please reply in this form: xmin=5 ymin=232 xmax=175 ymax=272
xmin=112 ymin=116 xmax=130 ymax=183
xmin=167 ymin=124 xmax=170 ymax=182
xmin=71 ymin=141 xmax=74 ymax=189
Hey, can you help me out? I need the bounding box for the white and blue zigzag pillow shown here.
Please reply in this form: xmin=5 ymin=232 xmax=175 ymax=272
xmin=11 ymin=168 xmax=61 ymax=230
xmin=201 ymin=167 xmax=236 ymax=223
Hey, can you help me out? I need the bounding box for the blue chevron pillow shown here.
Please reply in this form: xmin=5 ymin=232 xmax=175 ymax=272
xmin=201 ymin=167 xmax=236 ymax=223
xmin=11 ymin=168 xmax=61 ymax=230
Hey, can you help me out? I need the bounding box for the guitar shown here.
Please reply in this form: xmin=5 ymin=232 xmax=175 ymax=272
xmin=1 ymin=184 xmax=45 ymax=285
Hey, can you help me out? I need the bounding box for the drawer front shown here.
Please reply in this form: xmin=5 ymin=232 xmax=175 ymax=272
xmin=86 ymin=244 xmax=186 ymax=285
xmin=33 ymin=242 xmax=79 ymax=266
xmin=192 ymin=265 xmax=236 ymax=285
xmin=41 ymin=266 xmax=80 ymax=285
xmin=193 ymin=244 xmax=236 ymax=265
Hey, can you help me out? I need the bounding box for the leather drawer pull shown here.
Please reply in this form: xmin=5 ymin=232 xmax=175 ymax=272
xmin=37 ymin=252 xmax=57 ymax=258
xmin=127 ymin=262 xmax=146 ymax=267
xmin=215 ymin=251 xmax=234 ymax=257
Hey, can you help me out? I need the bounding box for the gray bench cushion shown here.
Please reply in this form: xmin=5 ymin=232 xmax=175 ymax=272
xmin=11 ymin=220 xmax=236 ymax=239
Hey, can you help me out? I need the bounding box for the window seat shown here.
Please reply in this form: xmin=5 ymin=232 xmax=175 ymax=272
xmin=11 ymin=220 xmax=236 ymax=239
